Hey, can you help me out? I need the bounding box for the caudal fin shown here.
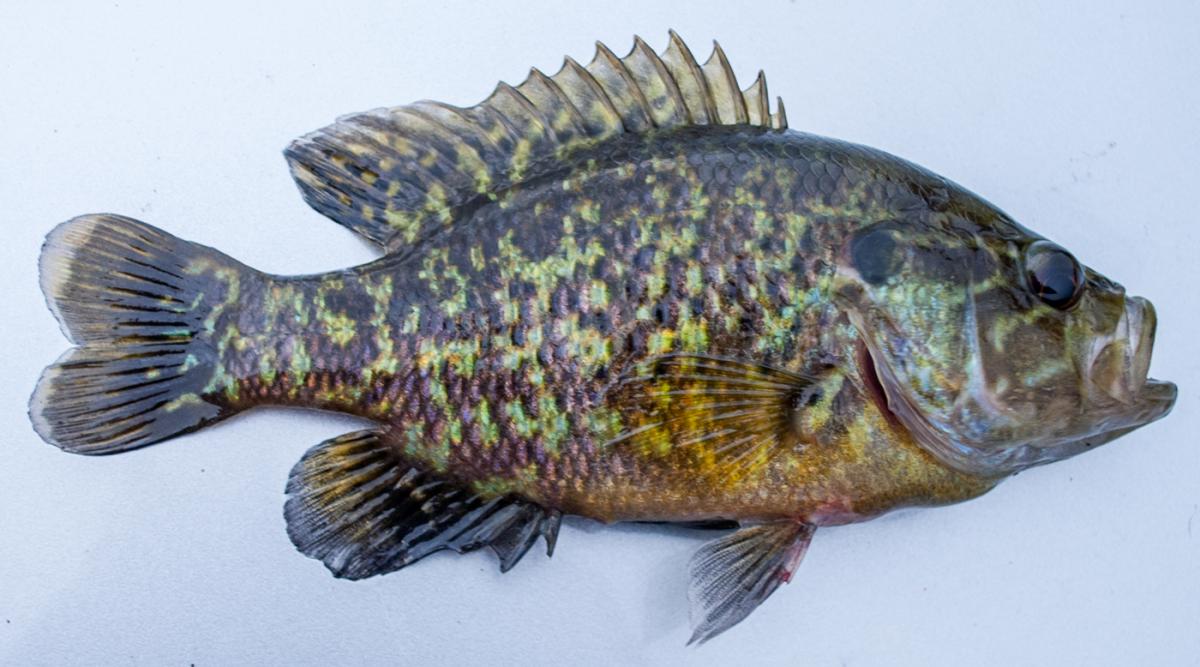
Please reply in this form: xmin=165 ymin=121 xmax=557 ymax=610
xmin=31 ymin=214 xmax=246 ymax=454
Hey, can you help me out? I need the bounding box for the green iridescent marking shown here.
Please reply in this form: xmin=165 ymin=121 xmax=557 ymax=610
xmin=323 ymin=312 xmax=356 ymax=347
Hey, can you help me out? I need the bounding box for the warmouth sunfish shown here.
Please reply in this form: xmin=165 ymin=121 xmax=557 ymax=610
xmin=30 ymin=33 xmax=1176 ymax=642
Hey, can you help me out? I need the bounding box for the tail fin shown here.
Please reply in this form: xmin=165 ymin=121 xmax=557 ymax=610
xmin=31 ymin=214 xmax=246 ymax=455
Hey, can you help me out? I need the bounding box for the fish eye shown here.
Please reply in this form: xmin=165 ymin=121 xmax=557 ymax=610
xmin=1025 ymin=240 xmax=1085 ymax=309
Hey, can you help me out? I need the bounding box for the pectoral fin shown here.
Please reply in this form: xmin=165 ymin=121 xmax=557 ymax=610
xmin=608 ymin=354 xmax=823 ymax=483
xmin=688 ymin=521 xmax=816 ymax=644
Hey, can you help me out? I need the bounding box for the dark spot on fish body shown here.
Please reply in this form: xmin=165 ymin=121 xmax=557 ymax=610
xmin=635 ymin=246 xmax=656 ymax=270
xmin=583 ymin=309 xmax=611 ymax=334
xmin=851 ymin=226 xmax=898 ymax=285
xmin=798 ymin=222 xmax=819 ymax=257
xmin=737 ymin=313 xmax=757 ymax=335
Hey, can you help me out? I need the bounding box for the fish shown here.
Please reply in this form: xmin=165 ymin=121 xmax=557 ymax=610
xmin=29 ymin=33 xmax=1177 ymax=643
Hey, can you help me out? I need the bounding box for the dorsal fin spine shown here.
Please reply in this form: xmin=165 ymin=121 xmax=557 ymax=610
xmin=528 ymin=67 xmax=588 ymax=139
xmin=632 ymin=35 xmax=690 ymax=126
xmin=665 ymin=29 xmax=717 ymax=124
xmin=704 ymin=41 xmax=748 ymax=124
xmin=492 ymin=82 xmax=556 ymax=143
xmin=562 ymin=55 xmax=624 ymax=134
xmin=744 ymin=71 xmax=770 ymax=126
xmin=594 ymin=41 xmax=656 ymax=130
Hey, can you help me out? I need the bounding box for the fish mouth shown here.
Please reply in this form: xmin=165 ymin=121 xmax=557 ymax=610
xmin=1088 ymin=296 xmax=1158 ymax=405
xmin=1080 ymin=295 xmax=1176 ymax=442
xmin=1128 ymin=296 xmax=1157 ymax=398
xmin=852 ymin=307 xmax=1177 ymax=478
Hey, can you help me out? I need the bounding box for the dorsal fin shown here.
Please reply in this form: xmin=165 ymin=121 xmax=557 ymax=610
xmin=285 ymin=32 xmax=788 ymax=250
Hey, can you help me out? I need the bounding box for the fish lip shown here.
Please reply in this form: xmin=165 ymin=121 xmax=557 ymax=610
xmin=1128 ymin=296 xmax=1157 ymax=396
xmin=1099 ymin=295 xmax=1172 ymax=427
xmin=1090 ymin=296 xmax=1157 ymax=405
xmin=1084 ymin=378 xmax=1178 ymax=441
xmin=1063 ymin=378 xmax=1176 ymax=455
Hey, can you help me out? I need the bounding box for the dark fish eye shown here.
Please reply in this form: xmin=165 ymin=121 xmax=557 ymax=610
xmin=1025 ymin=240 xmax=1085 ymax=309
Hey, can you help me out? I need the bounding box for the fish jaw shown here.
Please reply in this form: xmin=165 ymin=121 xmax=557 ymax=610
xmin=853 ymin=304 xmax=1177 ymax=479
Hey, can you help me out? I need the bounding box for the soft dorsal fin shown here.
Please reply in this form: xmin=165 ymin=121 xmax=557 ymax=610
xmin=285 ymin=32 xmax=788 ymax=249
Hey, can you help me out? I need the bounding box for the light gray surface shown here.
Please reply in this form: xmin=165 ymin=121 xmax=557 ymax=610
xmin=1 ymin=1 xmax=1197 ymax=664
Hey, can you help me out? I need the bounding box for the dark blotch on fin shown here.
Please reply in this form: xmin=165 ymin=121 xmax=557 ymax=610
xmin=284 ymin=429 xmax=561 ymax=579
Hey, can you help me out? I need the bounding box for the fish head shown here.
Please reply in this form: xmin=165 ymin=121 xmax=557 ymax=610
xmin=838 ymin=191 xmax=1176 ymax=478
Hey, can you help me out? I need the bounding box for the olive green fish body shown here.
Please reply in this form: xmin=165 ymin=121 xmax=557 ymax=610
xmin=204 ymin=128 xmax=992 ymax=523
xmin=31 ymin=34 xmax=1173 ymax=642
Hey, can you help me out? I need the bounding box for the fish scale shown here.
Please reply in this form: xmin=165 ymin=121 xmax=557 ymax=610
xmin=201 ymin=128 xmax=988 ymax=524
xmin=30 ymin=34 xmax=1174 ymax=643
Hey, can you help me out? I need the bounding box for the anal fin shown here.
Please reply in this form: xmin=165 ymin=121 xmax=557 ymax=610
xmin=284 ymin=429 xmax=560 ymax=579
xmin=688 ymin=521 xmax=816 ymax=644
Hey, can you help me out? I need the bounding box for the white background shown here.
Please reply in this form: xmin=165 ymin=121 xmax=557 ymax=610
xmin=1 ymin=1 xmax=1197 ymax=665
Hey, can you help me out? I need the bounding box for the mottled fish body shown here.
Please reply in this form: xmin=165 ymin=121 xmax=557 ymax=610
xmin=31 ymin=34 xmax=1175 ymax=642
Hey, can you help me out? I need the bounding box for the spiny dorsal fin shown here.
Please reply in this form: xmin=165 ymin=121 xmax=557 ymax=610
xmin=285 ymin=32 xmax=788 ymax=249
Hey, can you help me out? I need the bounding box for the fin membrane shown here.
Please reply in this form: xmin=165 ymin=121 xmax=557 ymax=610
xmin=607 ymin=354 xmax=820 ymax=483
xmin=31 ymin=215 xmax=243 ymax=454
xmin=286 ymin=31 xmax=788 ymax=250
xmin=688 ymin=522 xmax=816 ymax=644
xmin=285 ymin=429 xmax=561 ymax=579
